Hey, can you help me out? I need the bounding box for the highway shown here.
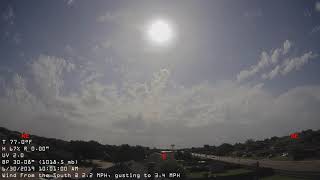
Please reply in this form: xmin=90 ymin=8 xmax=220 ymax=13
xmin=192 ymin=153 xmax=320 ymax=172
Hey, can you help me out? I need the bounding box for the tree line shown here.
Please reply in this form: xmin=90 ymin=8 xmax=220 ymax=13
xmin=188 ymin=129 xmax=320 ymax=160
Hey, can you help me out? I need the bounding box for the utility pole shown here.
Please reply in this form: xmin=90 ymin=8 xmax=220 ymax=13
xmin=171 ymin=144 xmax=175 ymax=151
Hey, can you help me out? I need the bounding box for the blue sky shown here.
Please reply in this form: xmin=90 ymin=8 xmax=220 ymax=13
xmin=0 ymin=0 xmax=320 ymax=147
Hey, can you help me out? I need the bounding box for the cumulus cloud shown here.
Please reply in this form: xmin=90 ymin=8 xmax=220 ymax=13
xmin=1 ymin=55 xmax=320 ymax=147
xmin=263 ymin=51 xmax=318 ymax=80
xmin=236 ymin=52 xmax=269 ymax=82
xmin=282 ymin=52 xmax=318 ymax=75
xmin=237 ymin=40 xmax=292 ymax=82
xmin=238 ymin=40 xmax=318 ymax=81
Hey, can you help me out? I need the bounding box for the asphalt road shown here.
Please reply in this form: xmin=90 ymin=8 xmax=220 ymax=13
xmin=192 ymin=153 xmax=320 ymax=172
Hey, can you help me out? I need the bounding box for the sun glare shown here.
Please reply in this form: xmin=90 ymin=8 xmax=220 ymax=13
xmin=147 ymin=19 xmax=173 ymax=45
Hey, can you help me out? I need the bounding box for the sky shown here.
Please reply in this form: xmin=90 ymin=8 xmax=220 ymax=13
xmin=0 ymin=0 xmax=320 ymax=148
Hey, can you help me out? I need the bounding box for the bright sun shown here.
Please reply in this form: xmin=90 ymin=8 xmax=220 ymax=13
xmin=147 ymin=19 xmax=173 ymax=45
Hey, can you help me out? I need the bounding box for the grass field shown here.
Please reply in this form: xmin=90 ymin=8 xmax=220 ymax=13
xmin=269 ymin=156 xmax=290 ymax=161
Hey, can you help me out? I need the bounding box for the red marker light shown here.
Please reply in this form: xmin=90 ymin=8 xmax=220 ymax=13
xmin=290 ymin=133 xmax=298 ymax=139
xmin=161 ymin=152 xmax=167 ymax=160
xmin=21 ymin=132 xmax=30 ymax=139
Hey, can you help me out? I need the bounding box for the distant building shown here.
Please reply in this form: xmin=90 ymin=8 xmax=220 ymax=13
xmin=161 ymin=151 xmax=175 ymax=161
xmin=147 ymin=151 xmax=175 ymax=162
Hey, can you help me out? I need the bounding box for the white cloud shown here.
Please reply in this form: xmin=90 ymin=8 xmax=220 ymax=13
xmin=237 ymin=40 xmax=292 ymax=82
xmin=271 ymin=49 xmax=281 ymax=64
xmin=1 ymin=56 xmax=320 ymax=147
xmin=281 ymin=51 xmax=318 ymax=75
xmin=282 ymin=40 xmax=292 ymax=55
xmin=5 ymin=74 xmax=37 ymax=106
xmin=30 ymin=55 xmax=74 ymax=101
xmin=236 ymin=51 xmax=269 ymax=82
xmin=96 ymin=10 xmax=141 ymax=30
xmin=316 ymin=1 xmax=320 ymax=12
xmin=263 ymin=51 xmax=318 ymax=80
xmin=65 ymin=0 xmax=75 ymax=6
xmin=238 ymin=40 xmax=318 ymax=81
xmin=64 ymin=45 xmax=75 ymax=56
xmin=96 ymin=11 xmax=131 ymax=26
xmin=262 ymin=65 xmax=280 ymax=80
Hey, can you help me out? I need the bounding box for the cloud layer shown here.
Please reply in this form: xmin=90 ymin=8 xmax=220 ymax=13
xmin=1 ymin=53 xmax=320 ymax=147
